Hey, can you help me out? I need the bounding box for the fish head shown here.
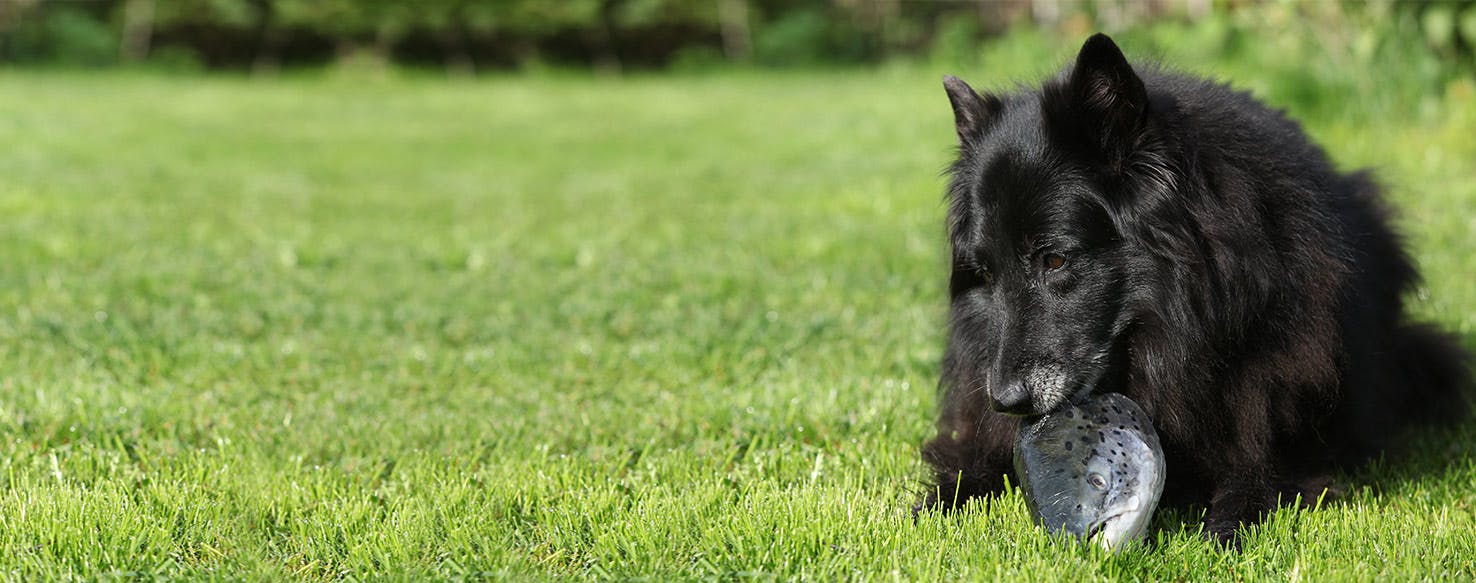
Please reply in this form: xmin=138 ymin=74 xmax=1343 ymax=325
xmin=1013 ymin=393 xmax=1165 ymax=550
xmin=1075 ymin=447 xmax=1160 ymax=551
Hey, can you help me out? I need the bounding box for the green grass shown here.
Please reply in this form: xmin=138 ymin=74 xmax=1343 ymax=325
xmin=2 ymin=39 xmax=1475 ymax=579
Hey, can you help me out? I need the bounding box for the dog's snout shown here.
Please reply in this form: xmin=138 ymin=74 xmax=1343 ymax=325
xmin=989 ymin=379 xmax=1034 ymax=415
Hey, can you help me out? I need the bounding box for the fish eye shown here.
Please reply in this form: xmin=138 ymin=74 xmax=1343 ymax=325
xmin=1087 ymin=473 xmax=1107 ymax=490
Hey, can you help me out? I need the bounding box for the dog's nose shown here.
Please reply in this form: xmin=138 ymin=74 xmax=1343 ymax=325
xmin=989 ymin=380 xmax=1033 ymax=415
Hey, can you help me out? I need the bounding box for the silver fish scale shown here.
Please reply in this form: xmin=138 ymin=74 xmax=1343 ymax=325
xmin=1013 ymin=393 xmax=1166 ymax=550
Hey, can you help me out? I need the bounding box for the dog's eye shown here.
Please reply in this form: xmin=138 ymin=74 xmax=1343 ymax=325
xmin=951 ymin=260 xmax=994 ymax=295
xmin=1043 ymin=253 xmax=1068 ymax=271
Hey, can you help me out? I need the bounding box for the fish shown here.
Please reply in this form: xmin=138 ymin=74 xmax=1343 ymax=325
xmin=1012 ymin=392 xmax=1165 ymax=550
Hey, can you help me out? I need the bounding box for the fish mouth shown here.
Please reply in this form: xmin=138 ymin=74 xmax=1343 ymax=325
xmin=1085 ymin=512 xmax=1129 ymax=547
xmin=1087 ymin=509 xmax=1153 ymax=551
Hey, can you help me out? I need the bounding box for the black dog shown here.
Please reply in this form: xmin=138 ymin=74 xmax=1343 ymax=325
xmin=919 ymin=33 xmax=1470 ymax=543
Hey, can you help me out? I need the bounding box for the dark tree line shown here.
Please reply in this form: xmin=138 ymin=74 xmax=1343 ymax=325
xmin=1 ymin=0 xmax=1473 ymax=73
xmin=0 ymin=0 xmax=1191 ymax=71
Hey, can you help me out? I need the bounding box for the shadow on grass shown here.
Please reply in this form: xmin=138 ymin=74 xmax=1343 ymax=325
xmin=1343 ymin=418 xmax=1476 ymax=499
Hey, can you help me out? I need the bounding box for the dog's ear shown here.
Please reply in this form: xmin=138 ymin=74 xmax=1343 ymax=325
xmin=1068 ymin=34 xmax=1146 ymax=156
xmin=943 ymin=75 xmax=1001 ymax=145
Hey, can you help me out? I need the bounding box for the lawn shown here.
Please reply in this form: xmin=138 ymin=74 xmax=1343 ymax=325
xmin=1 ymin=34 xmax=1474 ymax=580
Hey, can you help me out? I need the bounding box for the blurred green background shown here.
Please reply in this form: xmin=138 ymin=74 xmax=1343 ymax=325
xmin=2 ymin=1 xmax=1475 ymax=579
xmin=1 ymin=0 xmax=1474 ymax=77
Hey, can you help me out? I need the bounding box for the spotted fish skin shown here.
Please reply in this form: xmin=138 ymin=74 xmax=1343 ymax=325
xmin=1012 ymin=393 xmax=1165 ymax=550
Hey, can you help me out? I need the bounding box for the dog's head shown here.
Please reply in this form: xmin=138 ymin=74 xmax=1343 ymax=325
xmin=941 ymin=34 xmax=1158 ymax=416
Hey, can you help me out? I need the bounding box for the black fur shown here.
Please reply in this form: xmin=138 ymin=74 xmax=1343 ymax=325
xmin=919 ymin=34 xmax=1471 ymax=544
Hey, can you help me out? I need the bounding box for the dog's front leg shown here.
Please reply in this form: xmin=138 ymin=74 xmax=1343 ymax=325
xmin=916 ymin=407 xmax=1018 ymax=515
xmin=1203 ymin=470 xmax=1278 ymax=547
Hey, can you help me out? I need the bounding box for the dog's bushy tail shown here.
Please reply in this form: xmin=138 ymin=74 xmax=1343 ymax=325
xmin=1390 ymin=322 xmax=1472 ymax=426
xmin=1337 ymin=320 xmax=1471 ymax=466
